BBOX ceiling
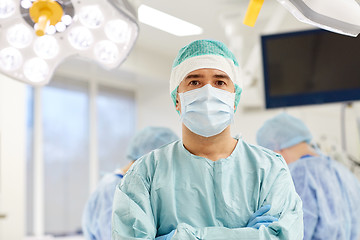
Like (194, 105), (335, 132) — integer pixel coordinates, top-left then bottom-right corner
(58, 0), (314, 87)
(133, 0), (313, 62)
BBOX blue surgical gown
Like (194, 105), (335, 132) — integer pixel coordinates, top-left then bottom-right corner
(82, 173), (123, 240)
(112, 139), (304, 239)
(288, 155), (360, 240)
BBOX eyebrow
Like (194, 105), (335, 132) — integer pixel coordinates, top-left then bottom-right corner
(184, 74), (230, 80)
(185, 74), (203, 80)
(214, 74), (230, 80)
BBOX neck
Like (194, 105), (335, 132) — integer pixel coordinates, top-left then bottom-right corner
(121, 160), (135, 174)
(182, 124), (237, 161)
(279, 142), (319, 164)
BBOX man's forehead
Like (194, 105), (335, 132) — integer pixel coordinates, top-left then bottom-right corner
(184, 68), (229, 78)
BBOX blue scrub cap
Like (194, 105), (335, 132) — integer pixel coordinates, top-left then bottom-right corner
(127, 126), (179, 161)
(169, 39), (243, 112)
(256, 112), (313, 151)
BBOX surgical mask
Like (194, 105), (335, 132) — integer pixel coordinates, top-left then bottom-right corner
(179, 84), (235, 137)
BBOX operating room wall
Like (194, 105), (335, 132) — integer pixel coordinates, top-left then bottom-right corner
(121, 44), (182, 137)
(135, 83), (182, 138)
(0, 74), (26, 240)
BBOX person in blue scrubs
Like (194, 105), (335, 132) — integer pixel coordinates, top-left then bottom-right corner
(82, 126), (178, 240)
(112, 40), (304, 240)
(256, 112), (360, 240)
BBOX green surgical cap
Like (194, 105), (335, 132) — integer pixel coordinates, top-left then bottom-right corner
(172, 39), (239, 68)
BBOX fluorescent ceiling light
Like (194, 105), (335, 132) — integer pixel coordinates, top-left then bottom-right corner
(138, 4), (203, 36)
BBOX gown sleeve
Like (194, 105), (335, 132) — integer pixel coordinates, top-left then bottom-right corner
(112, 171), (157, 240)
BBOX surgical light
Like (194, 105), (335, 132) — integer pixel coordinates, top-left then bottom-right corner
(33, 35), (59, 59)
(61, 15), (72, 26)
(68, 26), (94, 50)
(105, 19), (130, 43)
(24, 58), (49, 83)
(55, 22), (66, 32)
(0, 47), (23, 71)
(0, 0), (139, 86)
(79, 5), (104, 29)
(0, 0), (16, 18)
(20, 0), (32, 9)
(243, 0), (360, 37)
(94, 40), (119, 66)
(46, 25), (56, 35)
(7, 24), (33, 48)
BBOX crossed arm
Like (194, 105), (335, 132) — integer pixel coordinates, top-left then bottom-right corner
(111, 168), (303, 240)
(156, 205), (278, 240)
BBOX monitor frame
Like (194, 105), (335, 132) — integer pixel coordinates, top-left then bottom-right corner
(261, 28), (360, 109)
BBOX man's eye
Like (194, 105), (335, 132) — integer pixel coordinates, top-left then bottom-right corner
(216, 81), (226, 86)
(189, 81), (200, 86)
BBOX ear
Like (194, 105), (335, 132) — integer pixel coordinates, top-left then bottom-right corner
(175, 94), (181, 112)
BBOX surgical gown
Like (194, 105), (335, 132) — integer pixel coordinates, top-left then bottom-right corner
(288, 155), (360, 240)
(82, 173), (123, 240)
(112, 139), (303, 239)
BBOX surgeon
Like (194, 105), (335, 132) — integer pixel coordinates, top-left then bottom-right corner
(256, 112), (360, 240)
(112, 40), (303, 240)
(82, 126), (179, 240)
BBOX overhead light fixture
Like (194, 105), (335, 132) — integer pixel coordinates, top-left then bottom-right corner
(0, 0), (139, 86)
(243, 0), (360, 37)
(138, 4), (203, 37)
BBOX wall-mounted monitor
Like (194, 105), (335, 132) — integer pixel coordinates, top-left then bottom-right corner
(261, 29), (360, 109)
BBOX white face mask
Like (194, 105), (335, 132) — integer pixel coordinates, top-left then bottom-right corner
(179, 84), (235, 137)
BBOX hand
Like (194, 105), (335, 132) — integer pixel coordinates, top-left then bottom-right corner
(246, 205), (279, 229)
(155, 229), (176, 240)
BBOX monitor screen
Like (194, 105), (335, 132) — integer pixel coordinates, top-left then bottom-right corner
(261, 29), (360, 109)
